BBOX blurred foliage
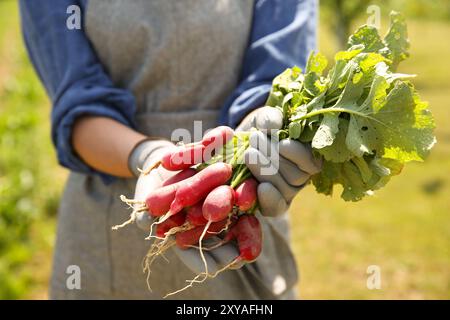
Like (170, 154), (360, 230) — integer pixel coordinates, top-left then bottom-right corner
(321, 0), (373, 48)
(391, 0), (450, 20)
(0, 1), (65, 299)
(0, 0), (448, 299)
(322, 0), (450, 48)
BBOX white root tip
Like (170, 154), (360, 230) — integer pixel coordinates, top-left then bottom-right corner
(163, 273), (204, 299)
(164, 221), (213, 297)
(139, 161), (161, 175)
(111, 211), (137, 230)
(143, 238), (176, 292)
(207, 213), (233, 235)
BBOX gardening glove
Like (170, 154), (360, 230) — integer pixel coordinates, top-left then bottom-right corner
(237, 106), (322, 217)
(129, 137), (244, 274)
(128, 138), (175, 230)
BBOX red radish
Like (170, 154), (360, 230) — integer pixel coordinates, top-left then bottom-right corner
(234, 178), (258, 211)
(222, 221), (240, 243)
(175, 218), (229, 249)
(184, 184), (235, 286)
(201, 126), (234, 147)
(146, 168), (197, 217)
(186, 202), (208, 226)
(206, 215), (262, 280)
(145, 183), (180, 217)
(162, 168), (197, 187)
(116, 169), (196, 229)
(196, 216), (239, 251)
(202, 126), (234, 161)
(165, 215), (261, 298)
(202, 185), (234, 222)
(142, 127), (233, 175)
(168, 162), (232, 216)
(235, 215), (262, 262)
(142, 144), (203, 174)
(161, 144), (205, 171)
(155, 212), (186, 238)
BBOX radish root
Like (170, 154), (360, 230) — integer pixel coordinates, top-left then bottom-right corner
(112, 195), (147, 230)
(142, 222), (195, 291)
(206, 211), (234, 235)
(111, 211), (136, 230)
(163, 220), (212, 298)
(143, 238), (176, 291)
(145, 212), (179, 240)
(139, 160), (161, 175)
(197, 221), (212, 283)
(208, 258), (240, 278)
(187, 239), (227, 251)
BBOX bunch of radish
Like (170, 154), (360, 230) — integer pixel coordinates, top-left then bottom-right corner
(117, 126), (263, 296)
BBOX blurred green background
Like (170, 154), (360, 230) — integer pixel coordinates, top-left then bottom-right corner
(0, 0), (449, 299)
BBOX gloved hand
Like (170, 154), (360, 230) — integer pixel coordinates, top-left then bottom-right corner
(128, 137), (243, 275)
(237, 106), (322, 217)
(128, 138), (175, 230)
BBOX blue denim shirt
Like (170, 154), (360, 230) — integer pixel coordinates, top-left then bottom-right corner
(19, 0), (317, 182)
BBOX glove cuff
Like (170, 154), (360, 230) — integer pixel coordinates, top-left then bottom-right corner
(128, 138), (173, 177)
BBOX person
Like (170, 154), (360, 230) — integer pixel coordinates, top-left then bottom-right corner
(19, 0), (320, 299)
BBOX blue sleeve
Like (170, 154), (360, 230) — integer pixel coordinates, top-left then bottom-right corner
(219, 0), (318, 128)
(19, 0), (136, 183)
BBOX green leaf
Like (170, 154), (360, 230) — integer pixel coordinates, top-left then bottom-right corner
(312, 161), (340, 196)
(340, 161), (368, 201)
(375, 62), (416, 84)
(291, 92), (325, 122)
(335, 45), (364, 61)
(384, 11), (410, 71)
(282, 92), (293, 106)
(288, 122), (302, 139)
(282, 92), (294, 120)
(369, 157), (403, 190)
(352, 157), (373, 184)
(292, 102), (307, 119)
(347, 25), (384, 53)
(306, 91), (326, 113)
(354, 52), (388, 73)
(277, 129), (289, 140)
(291, 65), (302, 79)
(317, 118), (353, 163)
(341, 74), (435, 163)
(263, 13), (436, 202)
(373, 82), (436, 162)
(266, 90), (283, 107)
(288, 81), (302, 91)
(306, 51), (328, 75)
(299, 122), (317, 143)
(311, 114), (340, 149)
(345, 74), (389, 157)
(327, 59), (357, 95)
(312, 160), (368, 201)
(331, 61), (366, 109)
(291, 92), (304, 109)
(304, 72), (321, 96)
(273, 68), (298, 93)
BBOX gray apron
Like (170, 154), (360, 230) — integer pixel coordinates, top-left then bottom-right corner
(50, 0), (298, 299)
